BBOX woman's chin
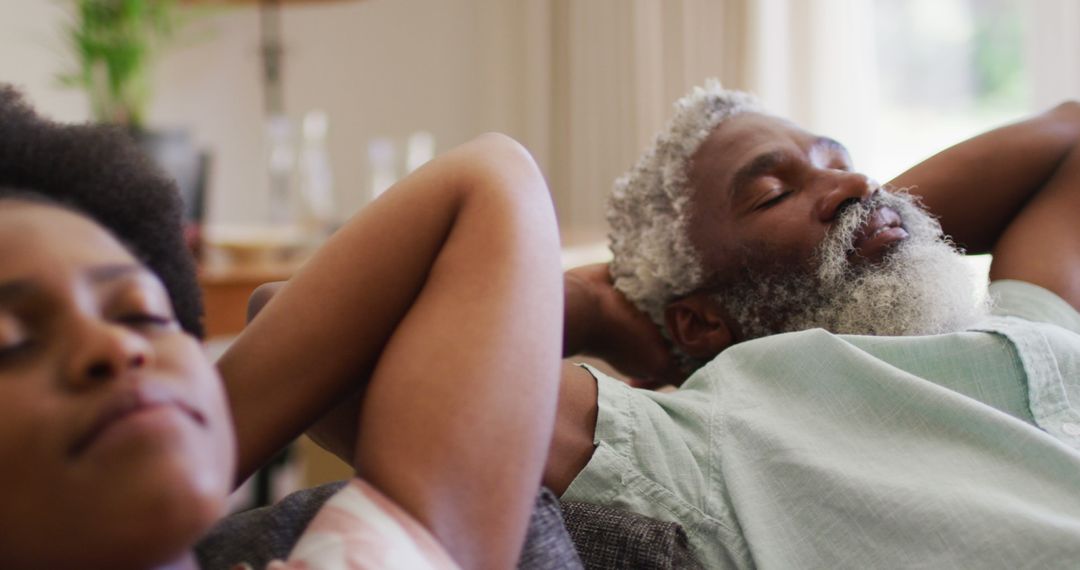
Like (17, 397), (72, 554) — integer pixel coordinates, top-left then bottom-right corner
(75, 467), (231, 570)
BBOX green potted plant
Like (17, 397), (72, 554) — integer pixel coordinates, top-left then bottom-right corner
(59, 0), (207, 251)
(59, 0), (180, 129)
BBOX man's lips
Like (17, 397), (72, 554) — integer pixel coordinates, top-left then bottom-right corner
(69, 385), (206, 458)
(850, 206), (908, 260)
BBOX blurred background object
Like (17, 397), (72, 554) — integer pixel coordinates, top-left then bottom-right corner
(58, 0), (180, 128)
(405, 130), (435, 173)
(366, 136), (395, 199)
(297, 109), (336, 238)
(185, 0), (356, 241)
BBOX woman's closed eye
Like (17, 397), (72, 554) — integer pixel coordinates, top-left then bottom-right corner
(0, 338), (35, 365)
(0, 315), (34, 363)
(112, 310), (178, 333)
(116, 313), (176, 328)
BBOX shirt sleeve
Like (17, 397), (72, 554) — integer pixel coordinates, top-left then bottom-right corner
(989, 279), (1080, 335)
(561, 364), (751, 568)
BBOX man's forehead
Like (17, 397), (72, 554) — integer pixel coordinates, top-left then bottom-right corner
(693, 113), (805, 172)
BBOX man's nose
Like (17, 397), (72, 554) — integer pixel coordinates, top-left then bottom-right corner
(65, 318), (151, 389)
(815, 170), (878, 223)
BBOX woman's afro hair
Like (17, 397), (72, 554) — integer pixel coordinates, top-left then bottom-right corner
(607, 79), (760, 327)
(0, 85), (204, 337)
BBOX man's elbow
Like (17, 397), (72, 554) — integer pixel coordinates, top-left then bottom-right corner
(1030, 101), (1080, 152)
(1048, 100), (1080, 129)
(247, 281), (286, 323)
(1052, 99), (1080, 113)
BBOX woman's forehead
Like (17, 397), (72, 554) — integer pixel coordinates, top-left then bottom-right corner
(0, 202), (138, 279)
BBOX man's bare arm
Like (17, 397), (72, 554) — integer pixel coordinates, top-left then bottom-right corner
(544, 264), (685, 494)
(889, 101), (1080, 308)
(989, 131), (1080, 309)
(563, 264), (682, 386)
(545, 362), (599, 495)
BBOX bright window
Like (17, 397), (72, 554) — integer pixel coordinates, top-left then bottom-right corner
(869, 0), (1030, 181)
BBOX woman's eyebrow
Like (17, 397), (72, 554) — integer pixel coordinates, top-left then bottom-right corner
(0, 280), (37, 307)
(0, 265), (152, 312)
(85, 263), (150, 284)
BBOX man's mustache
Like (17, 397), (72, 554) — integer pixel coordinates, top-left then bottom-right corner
(829, 192), (892, 248)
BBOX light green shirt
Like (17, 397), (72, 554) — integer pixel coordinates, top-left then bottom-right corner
(563, 280), (1080, 569)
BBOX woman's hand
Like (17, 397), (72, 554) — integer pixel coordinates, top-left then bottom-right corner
(564, 263), (683, 388)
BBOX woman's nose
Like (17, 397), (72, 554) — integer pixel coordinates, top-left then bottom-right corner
(65, 319), (151, 389)
(816, 170), (879, 223)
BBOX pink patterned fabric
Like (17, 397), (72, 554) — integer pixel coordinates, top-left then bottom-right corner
(260, 479), (460, 570)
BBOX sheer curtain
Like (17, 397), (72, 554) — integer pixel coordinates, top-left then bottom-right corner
(745, 0), (881, 176)
(482, 0), (752, 233)
(1026, 0), (1080, 109)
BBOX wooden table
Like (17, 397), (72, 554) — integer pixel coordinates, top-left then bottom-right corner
(198, 259), (357, 488)
(198, 261), (298, 338)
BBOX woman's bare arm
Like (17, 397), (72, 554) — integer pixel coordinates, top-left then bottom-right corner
(219, 133), (563, 569)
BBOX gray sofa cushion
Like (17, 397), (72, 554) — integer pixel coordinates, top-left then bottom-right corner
(195, 483), (583, 570)
(518, 488), (584, 569)
(196, 481), (347, 569)
(561, 501), (703, 570)
(195, 482), (702, 570)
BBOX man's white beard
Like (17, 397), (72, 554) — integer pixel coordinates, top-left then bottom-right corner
(717, 190), (990, 341)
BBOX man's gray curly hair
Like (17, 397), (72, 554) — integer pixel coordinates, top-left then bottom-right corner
(608, 79), (761, 327)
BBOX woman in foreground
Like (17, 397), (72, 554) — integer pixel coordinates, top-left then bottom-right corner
(0, 86), (563, 569)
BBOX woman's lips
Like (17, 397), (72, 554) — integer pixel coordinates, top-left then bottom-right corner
(850, 206), (908, 261)
(69, 386), (206, 458)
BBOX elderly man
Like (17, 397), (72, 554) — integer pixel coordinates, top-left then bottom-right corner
(549, 81), (1080, 568)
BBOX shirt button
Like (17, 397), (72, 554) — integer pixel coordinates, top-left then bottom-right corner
(1062, 422), (1080, 436)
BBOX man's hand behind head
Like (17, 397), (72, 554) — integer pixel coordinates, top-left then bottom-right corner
(564, 264), (683, 388)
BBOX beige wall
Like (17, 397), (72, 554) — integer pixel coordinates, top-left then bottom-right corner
(0, 0), (525, 224)
(0, 0), (748, 232)
(0, 0), (89, 123)
(153, 0), (522, 225)
(547, 0), (748, 229)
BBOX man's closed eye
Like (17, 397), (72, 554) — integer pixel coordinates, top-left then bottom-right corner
(755, 190), (793, 211)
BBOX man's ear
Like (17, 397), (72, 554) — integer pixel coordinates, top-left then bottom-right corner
(664, 293), (734, 359)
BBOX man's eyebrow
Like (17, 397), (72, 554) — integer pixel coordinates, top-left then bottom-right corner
(729, 150), (787, 200)
(814, 136), (849, 157)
